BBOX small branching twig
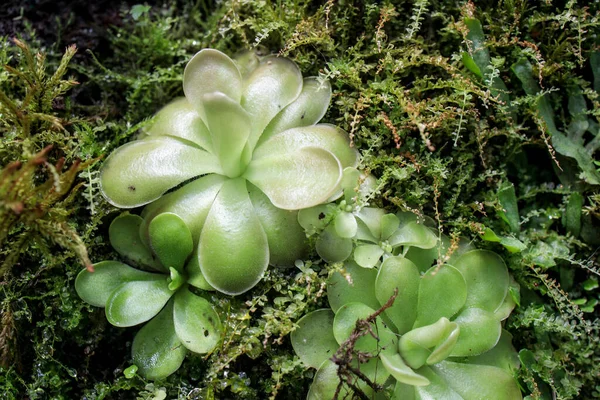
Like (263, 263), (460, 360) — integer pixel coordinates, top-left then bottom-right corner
(331, 289), (398, 399)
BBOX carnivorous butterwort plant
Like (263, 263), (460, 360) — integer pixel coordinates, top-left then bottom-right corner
(292, 241), (521, 399)
(75, 213), (222, 379)
(99, 49), (358, 295)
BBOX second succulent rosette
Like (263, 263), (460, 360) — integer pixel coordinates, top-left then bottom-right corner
(99, 49), (358, 295)
(75, 213), (222, 379)
(291, 226), (522, 399)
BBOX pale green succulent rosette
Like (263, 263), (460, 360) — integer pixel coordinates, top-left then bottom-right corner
(291, 246), (522, 399)
(298, 170), (440, 269)
(75, 213), (222, 380)
(99, 48), (358, 295)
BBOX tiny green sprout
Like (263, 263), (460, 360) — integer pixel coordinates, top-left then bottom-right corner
(99, 48), (358, 295)
(75, 212), (222, 380)
(123, 365), (138, 379)
(292, 232), (522, 399)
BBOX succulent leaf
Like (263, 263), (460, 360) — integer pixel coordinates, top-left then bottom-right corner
(145, 97), (213, 152)
(430, 360), (522, 399)
(333, 211), (357, 239)
(148, 212), (193, 273)
(332, 302), (397, 353)
(241, 56), (303, 150)
(356, 207), (386, 240)
(100, 136), (222, 208)
(450, 308), (502, 357)
(414, 265), (467, 328)
(131, 300), (187, 380)
(353, 243), (385, 269)
(260, 77), (332, 143)
(452, 250), (509, 312)
(105, 279), (174, 327)
(75, 261), (163, 307)
(201, 92), (251, 177)
(108, 214), (163, 272)
(199, 178), (269, 295)
(316, 224), (353, 262)
(244, 146), (342, 210)
(140, 174), (226, 246)
(398, 317), (460, 369)
(183, 48), (243, 109)
(173, 288), (221, 353)
(381, 352), (430, 386)
(327, 261), (380, 313)
(291, 309), (338, 369)
(375, 256), (420, 334)
(252, 124), (358, 171)
(248, 183), (308, 266)
(388, 221), (438, 249)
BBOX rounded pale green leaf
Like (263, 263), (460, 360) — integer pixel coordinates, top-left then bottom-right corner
(100, 136), (222, 208)
(380, 352), (430, 386)
(340, 167), (362, 204)
(356, 207), (386, 240)
(75, 261), (163, 307)
(494, 276), (519, 321)
(327, 261), (380, 313)
(248, 183), (308, 266)
(252, 124), (359, 170)
(297, 204), (331, 233)
(199, 178), (269, 295)
(452, 250), (509, 312)
(185, 249), (215, 291)
(145, 97), (213, 152)
(173, 288), (221, 354)
(232, 50), (260, 77)
(291, 309), (338, 369)
(260, 77), (332, 143)
(244, 146), (342, 210)
(307, 359), (353, 400)
(412, 366), (463, 400)
(141, 174), (227, 246)
(108, 214), (163, 272)
(468, 330), (520, 373)
(241, 56), (303, 150)
(201, 92), (251, 177)
(353, 244), (384, 269)
(148, 213), (193, 273)
(404, 237), (445, 274)
(106, 279), (174, 327)
(316, 224), (353, 262)
(430, 360), (523, 400)
(132, 300), (187, 380)
(450, 308), (502, 357)
(380, 213), (400, 240)
(376, 256), (420, 334)
(183, 49), (243, 107)
(399, 317), (460, 369)
(388, 221), (438, 249)
(333, 302), (397, 354)
(414, 265), (467, 328)
(333, 211), (357, 239)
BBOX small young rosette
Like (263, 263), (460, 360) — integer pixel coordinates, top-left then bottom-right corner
(292, 244), (522, 399)
(299, 185), (440, 268)
(99, 48), (358, 295)
(75, 213), (222, 380)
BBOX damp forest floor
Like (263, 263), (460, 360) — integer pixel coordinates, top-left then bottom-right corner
(0, 0), (599, 399)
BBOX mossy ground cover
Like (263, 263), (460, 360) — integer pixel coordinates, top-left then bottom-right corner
(0, 0), (599, 398)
